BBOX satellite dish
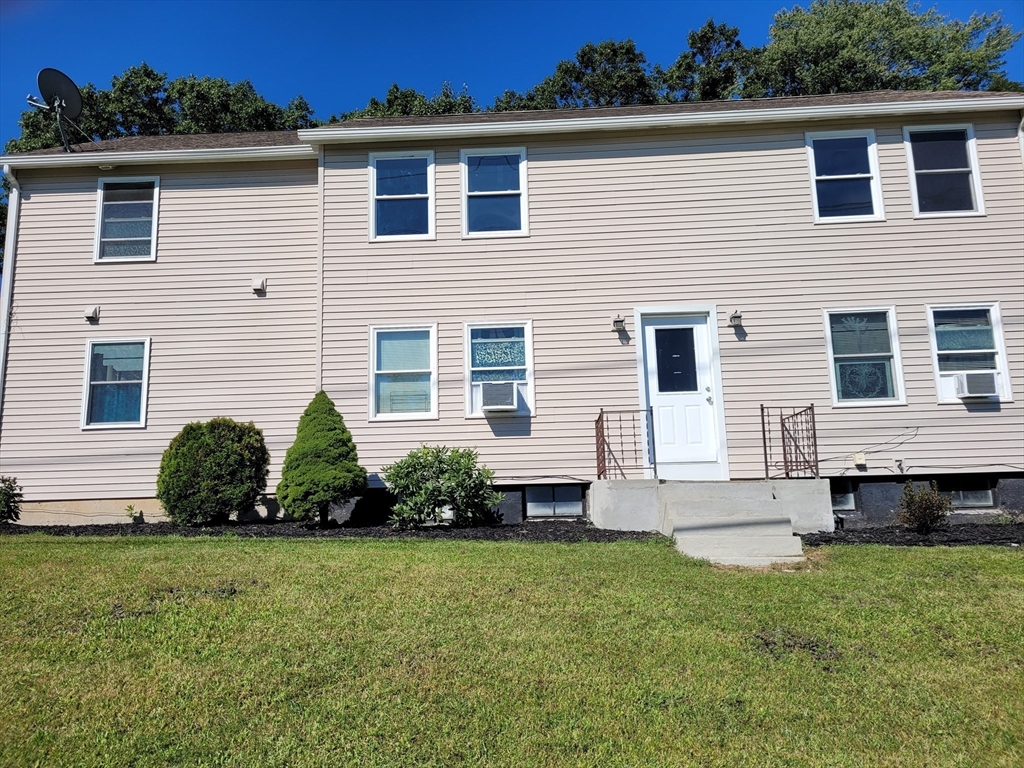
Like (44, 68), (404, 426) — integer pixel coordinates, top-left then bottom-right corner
(26, 67), (87, 152)
(37, 68), (83, 120)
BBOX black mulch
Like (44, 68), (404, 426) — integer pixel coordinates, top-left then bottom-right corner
(0, 519), (661, 543)
(802, 523), (1024, 548)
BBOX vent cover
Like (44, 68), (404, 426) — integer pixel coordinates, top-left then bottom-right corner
(481, 381), (517, 412)
(955, 372), (998, 398)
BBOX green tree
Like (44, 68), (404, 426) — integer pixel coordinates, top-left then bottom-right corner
(338, 82), (477, 121)
(744, 0), (1022, 97)
(662, 19), (753, 102)
(492, 39), (661, 111)
(276, 391), (367, 526)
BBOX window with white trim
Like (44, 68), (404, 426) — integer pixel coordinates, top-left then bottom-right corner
(904, 126), (984, 216)
(824, 309), (904, 405)
(371, 326), (437, 419)
(95, 177), (159, 261)
(82, 339), (150, 428)
(460, 148), (528, 236)
(806, 131), (884, 222)
(927, 304), (1010, 402)
(465, 322), (533, 416)
(369, 152), (434, 240)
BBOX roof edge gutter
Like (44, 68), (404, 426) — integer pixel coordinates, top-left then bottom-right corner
(297, 97), (1024, 144)
(0, 143), (317, 170)
(0, 164), (22, 423)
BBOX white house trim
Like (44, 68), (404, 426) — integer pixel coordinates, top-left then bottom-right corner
(0, 144), (316, 169)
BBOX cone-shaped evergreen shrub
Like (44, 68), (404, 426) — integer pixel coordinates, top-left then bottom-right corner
(276, 391), (367, 525)
(156, 417), (270, 526)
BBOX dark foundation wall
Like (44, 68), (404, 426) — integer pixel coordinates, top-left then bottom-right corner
(832, 474), (1023, 527)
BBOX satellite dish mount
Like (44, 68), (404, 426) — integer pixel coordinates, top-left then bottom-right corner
(27, 68), (86, 153)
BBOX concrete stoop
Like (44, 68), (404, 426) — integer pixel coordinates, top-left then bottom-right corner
(591, 478), (832, 567)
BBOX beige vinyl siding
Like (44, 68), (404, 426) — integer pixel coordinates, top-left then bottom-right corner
(0, 160), (319, 500)
(322, 113), (1023, 483)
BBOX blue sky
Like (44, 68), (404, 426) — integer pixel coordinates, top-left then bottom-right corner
(1, 0), (1022, 145)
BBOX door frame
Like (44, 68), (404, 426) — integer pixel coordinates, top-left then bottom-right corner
(634, 305), (730, 480)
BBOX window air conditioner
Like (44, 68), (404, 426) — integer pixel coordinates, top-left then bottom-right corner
(954, 372), (998, 398)
(481, 381), (518, 412)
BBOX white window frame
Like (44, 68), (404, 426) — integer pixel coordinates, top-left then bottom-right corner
(93, 176), (160, 263)
(463, 319), (535, 418)
(369, 323), (438, 421)
(805, 130), (885, 224)
(926, 302), (1011, 404)
(903, 124), (985, 218)
(459, 147), (529, 238)
(368, 151), (435, 242)
(823, 306), (906, 407)
(80, 337), (151, 429)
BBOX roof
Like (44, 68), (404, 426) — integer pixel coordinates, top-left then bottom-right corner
(3, 90), (1022, 168)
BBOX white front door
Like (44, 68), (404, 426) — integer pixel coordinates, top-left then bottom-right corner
(641, 313), (723, 479)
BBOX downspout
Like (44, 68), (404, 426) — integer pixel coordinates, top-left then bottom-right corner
(0, 164), (20, 427)
(1018, 110), (1024, 170)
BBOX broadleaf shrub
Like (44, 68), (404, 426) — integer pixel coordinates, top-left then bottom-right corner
(0, 476), (23, 523)
(156, 417), (270, 526)
(382, 445), (503, 529)
(276, 391), (367, 525)
(896, 481), (952, 534)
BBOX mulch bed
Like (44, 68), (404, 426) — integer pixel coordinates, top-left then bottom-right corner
(801, 523), (1024, 548)
(0, 519), (661, 543)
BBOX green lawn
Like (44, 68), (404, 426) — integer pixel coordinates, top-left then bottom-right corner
(1, 536), (1022, 767)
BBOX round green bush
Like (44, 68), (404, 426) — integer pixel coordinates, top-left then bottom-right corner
(896, 480), (952, 534)
(276, 391), (367, 525)
(156, 417), (270, 526)
(382, 445), (503, 529)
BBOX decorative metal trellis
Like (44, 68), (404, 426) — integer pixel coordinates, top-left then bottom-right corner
(760, 404), (820, 479)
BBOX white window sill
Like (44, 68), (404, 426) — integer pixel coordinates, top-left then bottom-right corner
(93, 255), (157, 264)
(831, 400), (907, 408)
(82, 422), (146, 430)
(936, 396), (1013, 405)
(465, 411), (532, 420)
(913, 211), (986, 220)
(813, 215), (886, 225)
(369, 234), (435, 243)
(369, 413), (439, 423)
(462, 230), (530, 240)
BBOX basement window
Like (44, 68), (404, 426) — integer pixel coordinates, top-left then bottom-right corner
(525, 486), (583, 518)
(937, 477), (995, 508)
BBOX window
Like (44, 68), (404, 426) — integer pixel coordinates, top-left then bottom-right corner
(94, 177), (159, 261)
(369, 152), (434, 240)
(904, 125), (984, 216)
(460, 148), (528, 237)
(806, 131), (884, 222)
(927, 304), (1010, 402)
(526, 485), (583, 517)
(465, 322), (534, 416)
(824, 308), (905, 405)
(370, 326), (437, 419)
(937, 477), (995, 508)
(830, 479), (857, 512)
(81, 339), (150, 428)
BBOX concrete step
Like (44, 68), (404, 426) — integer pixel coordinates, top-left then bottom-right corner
(666, 516), (794, 538)
(659, 480), (777, 503)
(674, 534), (804, 559)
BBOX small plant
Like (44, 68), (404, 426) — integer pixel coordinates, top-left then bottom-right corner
(124, 504), (143, 523)
(156, 418), (270, 526)
(0, 476), (23, 523)
(896, 481), (953, 534)
(276, 391), (368, 526)
(382, 445), (503, 530)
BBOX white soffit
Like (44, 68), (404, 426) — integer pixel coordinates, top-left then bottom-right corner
(298, 97), (1024, 144)
(0, 144), (316, 169)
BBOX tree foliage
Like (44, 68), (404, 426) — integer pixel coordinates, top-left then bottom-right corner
(276, 391), (367, 525)
(744, 0), (1022, 97)
(338, 82), (476, 121)
(663, 20), (753, 102)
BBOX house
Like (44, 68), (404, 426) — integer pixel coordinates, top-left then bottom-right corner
(1, 90), (1022, 529)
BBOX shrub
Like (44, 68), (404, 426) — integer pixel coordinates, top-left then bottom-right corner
(0, 476), (23, 523)
(276, 391), (367, 525)
(157, 417), (270, 526)
(896, 481), (953, 534)
(382, 445), (503, 529)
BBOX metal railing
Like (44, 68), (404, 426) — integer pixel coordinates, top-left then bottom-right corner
(596, 408), (656, 479)
(760, 404), (820, 479)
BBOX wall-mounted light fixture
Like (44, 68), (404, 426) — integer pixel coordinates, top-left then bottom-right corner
(251, 277), (267, 293)
(728, 310), (743, 328)
(611, 315), (626, 332)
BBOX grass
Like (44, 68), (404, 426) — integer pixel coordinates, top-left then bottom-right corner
(1, 536), (1022, 767)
